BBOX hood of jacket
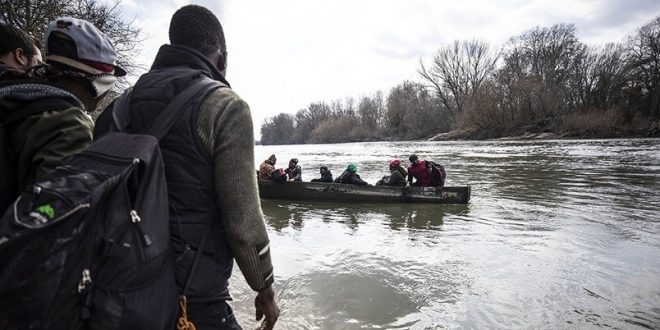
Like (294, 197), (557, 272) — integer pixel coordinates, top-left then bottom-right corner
(0, 81), (83, 115)
(150, 44), (231, 87)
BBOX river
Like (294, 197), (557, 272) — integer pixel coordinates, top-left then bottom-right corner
(226, 139), (660, 329)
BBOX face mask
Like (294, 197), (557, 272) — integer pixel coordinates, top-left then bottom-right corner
(91, 74), (117, 97)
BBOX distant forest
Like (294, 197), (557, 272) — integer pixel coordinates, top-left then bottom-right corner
(260, 16), (660, 145)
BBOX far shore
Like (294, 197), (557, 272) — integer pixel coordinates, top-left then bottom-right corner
(426, 125), (660, 141)
(257, 126), (659, 145)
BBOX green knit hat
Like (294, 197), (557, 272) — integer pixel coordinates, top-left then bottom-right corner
(347, 163), (357, 173)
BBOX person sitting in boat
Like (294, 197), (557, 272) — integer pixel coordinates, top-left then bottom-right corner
(271, 167), (287, 182)
(407, 154), (433, 186)
(334, 163), (369, 185)
(376, 159), (408, 186)
(285, 158), (302, 181)
(310, 165), (333, 182)
(258, 154), (277, 181)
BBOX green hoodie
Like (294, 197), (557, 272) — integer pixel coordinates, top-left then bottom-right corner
(1, 82), (93, 191)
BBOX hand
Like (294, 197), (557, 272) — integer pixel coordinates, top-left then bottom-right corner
(255, 286), (279, 330)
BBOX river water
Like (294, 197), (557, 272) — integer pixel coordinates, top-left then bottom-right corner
(227, 139), (660, 329)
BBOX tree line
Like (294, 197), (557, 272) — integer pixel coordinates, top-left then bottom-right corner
(260, 16), (660, 145)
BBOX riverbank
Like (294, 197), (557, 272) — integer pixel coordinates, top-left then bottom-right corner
(428, 118), (660, 141)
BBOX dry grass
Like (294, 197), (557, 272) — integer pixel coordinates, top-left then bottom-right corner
(559, 108), (658, 137)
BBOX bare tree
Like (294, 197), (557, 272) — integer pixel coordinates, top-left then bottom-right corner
(419, 39), (499, 124)
(498, 23), (585, 121)
(260, 113), (295, 145)
(572, 44), (628, 110)
(293, 102), (332, 143)
(385, 81), (448, 139)
(625, 16), (660, 116)
(0, 0), (142, 78)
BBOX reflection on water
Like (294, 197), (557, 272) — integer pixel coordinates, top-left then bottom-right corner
(226, 139), (660, 329)
(261, 199), (469, 232)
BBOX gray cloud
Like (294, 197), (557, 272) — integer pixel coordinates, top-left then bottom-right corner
(577, 0), (660, 42)
(588, 0), (660, 26)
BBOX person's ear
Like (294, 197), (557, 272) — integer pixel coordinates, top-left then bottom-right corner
(13, 48), (28, 66)
(217, 51), (227, 75)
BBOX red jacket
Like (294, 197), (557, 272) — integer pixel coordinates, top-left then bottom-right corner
(408, 160), (432, 186)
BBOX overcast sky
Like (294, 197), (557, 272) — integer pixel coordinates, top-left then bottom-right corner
(117, 0), (660, 139)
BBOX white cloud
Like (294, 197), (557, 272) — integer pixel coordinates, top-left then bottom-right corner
(115, 0), (660, 139)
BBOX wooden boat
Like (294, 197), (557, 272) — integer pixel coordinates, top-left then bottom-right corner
(258, 181), (470, 204)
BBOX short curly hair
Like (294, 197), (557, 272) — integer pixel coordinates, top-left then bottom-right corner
(169, 5), (226, 55)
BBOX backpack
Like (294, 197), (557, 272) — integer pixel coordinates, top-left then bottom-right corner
(428, 161), (447, 187)
(0, 78), (218, 329)
(271, 168), (287, 182)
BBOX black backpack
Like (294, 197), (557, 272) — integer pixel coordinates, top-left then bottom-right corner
(428, 161), (447, 187)
(0, 78), (217, 329)
(271, 168), (288, 182)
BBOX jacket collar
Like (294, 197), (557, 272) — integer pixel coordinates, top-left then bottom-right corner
(151, 44), (230, 87)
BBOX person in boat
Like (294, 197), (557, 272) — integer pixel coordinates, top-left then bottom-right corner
(258, 154), (277, 181)
(285, 158), (302, 181)
(310, 165), (333, 182)
(407, 154), (433, 186)
(376, 159), (408, 186)
(334, 163), (369, 185)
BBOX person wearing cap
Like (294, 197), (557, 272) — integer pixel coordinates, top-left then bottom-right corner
(310, 165), (333, 183)
(258, 154), (278, 181)
(0, 17), (122, 194)
(44, 17), (125, 110)
(285, 158), (302, 181)
(93, 5), (279, 329)
(407, 154), (433, 186)
(0, 23), (42, 79)
(376, 159), (408, 186)
(334, 162), (369, 185)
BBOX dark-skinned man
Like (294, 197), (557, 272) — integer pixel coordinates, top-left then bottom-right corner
(95, 5), (279, 329)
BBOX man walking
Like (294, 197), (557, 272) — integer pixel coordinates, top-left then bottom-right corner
(96, 5), (279, 329)
(1, 18), (122, 211)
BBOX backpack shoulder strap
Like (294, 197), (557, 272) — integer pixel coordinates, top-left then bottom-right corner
(111, 87), (132, 133)
(112, 77), (224, 140)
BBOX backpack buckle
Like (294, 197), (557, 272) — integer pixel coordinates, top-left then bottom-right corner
(77, 268), (92, 293)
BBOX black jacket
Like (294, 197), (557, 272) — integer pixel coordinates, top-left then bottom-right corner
(311, 170), (333, 182)
(285, 165), (302, 181)
(96, 44), (233, 301)
(334, 170), (368, 185)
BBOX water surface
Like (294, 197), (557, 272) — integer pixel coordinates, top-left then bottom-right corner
(228, 139), (660, 329)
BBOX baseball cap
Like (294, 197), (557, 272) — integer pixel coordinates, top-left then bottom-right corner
(45, 17), (126, 77)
